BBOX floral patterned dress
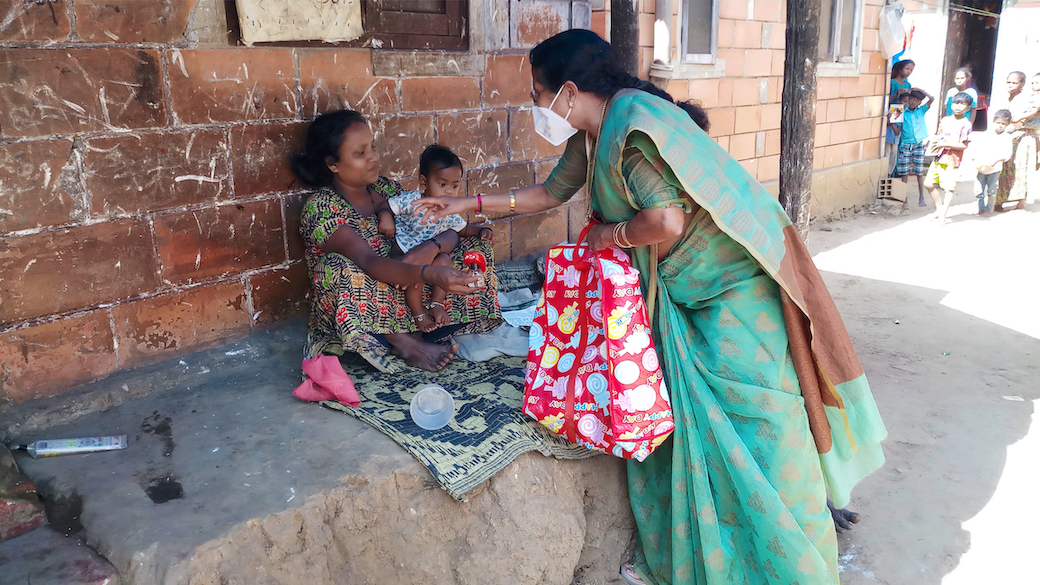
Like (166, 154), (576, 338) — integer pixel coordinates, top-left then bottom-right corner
(300, 177), (502, 372)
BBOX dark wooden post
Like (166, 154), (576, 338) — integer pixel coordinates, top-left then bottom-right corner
(611, 0), (640, 75)
(779, 0), (821, 240)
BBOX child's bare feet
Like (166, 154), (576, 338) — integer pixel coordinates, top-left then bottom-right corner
(414, 312), (436, 333)
(428, 301), (450, 327)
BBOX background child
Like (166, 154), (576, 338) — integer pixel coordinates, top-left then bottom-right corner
(925, 92), (974, 223)
(967, 109), (1013, 215)
(944, 67), (978, 125)
(376, 145), (493, 332)
(895, 89), (934, 207)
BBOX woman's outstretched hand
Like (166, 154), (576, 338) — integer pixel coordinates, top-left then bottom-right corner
(425, 264), (483, 295)
(412, 196), (471, 223)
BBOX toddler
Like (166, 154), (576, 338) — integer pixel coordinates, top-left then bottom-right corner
(375, 145), (493, 332)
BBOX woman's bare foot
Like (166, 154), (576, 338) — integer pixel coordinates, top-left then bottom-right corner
(828, 498), (862, 533)
(1014, 201), (1026, 210)
(414, 312), (436, 333)
(388, 333), (457, 371)
(428, 301), (450, 327)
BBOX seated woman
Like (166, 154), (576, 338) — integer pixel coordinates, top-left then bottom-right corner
(291, 110), (502, 372)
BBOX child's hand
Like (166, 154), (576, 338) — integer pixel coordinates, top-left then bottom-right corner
(377, 216), (396, 238)
(478, 227), (494, 243)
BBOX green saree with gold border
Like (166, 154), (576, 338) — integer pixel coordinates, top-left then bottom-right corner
(543, 90), (887, 585)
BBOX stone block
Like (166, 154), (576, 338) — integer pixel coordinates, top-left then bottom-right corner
(719, 0), (748, 20)
(734, 105), (762, 134)
(729, 132), (756, 161)
(733, 20), (763, 49)
(0, 219), (159, 325)
(510, 207), (567, 258)
(718, 48), (745, 77)
(437, 111), (509, 169)
(0, 446), (46, 543)
(0, 311), (118, 403)
(764, 128), (781, 156)
(816, 123), (832, 147)
(229, 121), (308, 197)
(717, 79), (734, 107)
(509, 109), (565, 162)
(0, 525), (119, 585)
(731, 78), (760, 107)
(708, 107), (735, 138)
(761, 103), (782, 130)
(75, 0), (196, 43)
(400, 77), (480, 112)
(465, 162), (534, 216)
(0, 48), (165, 137)
(686, 78), (719, 109)
(484, 219), (511, 263)
(818, 77), (841, 100)
(249, 263), (310, 328)
(0, 138), (82, 233)
(483, 53), (532, 108)
(299, 50), (398, 117)
(759, 154), (780, 182)
(153, 199), (285, 285)
(369, 115), (435, 178)
(0, 0), (71, 42)
(839, 77), (860, 98)
(284, 193), (307, 261)
(717, 19), (735, 48)
(112, 281), (250, 368)
(511, 0), (569, 48)
(84, 129), (230, 217)
(168, 48), (296, 125)
(754, 0), (782, 22)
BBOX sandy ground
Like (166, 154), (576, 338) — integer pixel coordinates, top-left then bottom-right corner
(807, 192), (1040, 584)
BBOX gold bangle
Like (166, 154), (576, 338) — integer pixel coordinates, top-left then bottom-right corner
(612, 222), (625, 248)
(509, 190), (516, 214)
(619, 221), (635, 248)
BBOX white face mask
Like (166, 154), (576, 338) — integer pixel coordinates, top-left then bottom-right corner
(533, 86), (578, 146)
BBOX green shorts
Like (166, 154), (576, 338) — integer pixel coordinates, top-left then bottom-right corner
(925, 161), (958, 192)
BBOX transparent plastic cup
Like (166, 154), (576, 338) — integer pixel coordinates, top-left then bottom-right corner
(409, 384), (455, 430)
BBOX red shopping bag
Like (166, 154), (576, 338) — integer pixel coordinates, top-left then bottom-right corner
(523, 225), (674, 461)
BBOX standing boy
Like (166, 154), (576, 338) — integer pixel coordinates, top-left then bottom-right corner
(967, 109), (1013, 215)
(895, 89), (934, 207)
(925, 92), (974, 223)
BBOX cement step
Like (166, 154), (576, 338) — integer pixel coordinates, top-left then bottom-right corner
(1, 321), (632, 585)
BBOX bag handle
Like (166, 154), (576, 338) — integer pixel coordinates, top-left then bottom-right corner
(575, 220), (599, 247)
(563, 240), (598, 445)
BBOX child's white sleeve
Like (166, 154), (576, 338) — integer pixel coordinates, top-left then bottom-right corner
(387, 194), (408, 215)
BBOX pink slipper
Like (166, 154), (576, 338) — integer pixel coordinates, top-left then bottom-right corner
(293, 355), (361, 406)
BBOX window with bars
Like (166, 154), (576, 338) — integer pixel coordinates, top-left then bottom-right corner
(681, 0), (719, 64)
(819, 0), (862, 63)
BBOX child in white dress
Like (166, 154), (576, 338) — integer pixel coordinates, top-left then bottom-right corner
(375, 145), (493, 331)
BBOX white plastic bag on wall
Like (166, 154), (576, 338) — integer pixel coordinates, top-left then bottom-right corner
(879, 2), (906, 59)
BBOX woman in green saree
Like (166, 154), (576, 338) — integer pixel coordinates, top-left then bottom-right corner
(415, 30), (886, 585)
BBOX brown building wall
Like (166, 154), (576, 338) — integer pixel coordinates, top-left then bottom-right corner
(0, 0), (589, 403)
(2, 0), (890, 404)
(594, 0), (888, 210)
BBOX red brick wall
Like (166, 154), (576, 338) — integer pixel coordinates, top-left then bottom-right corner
(0, 0), (585, 403)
